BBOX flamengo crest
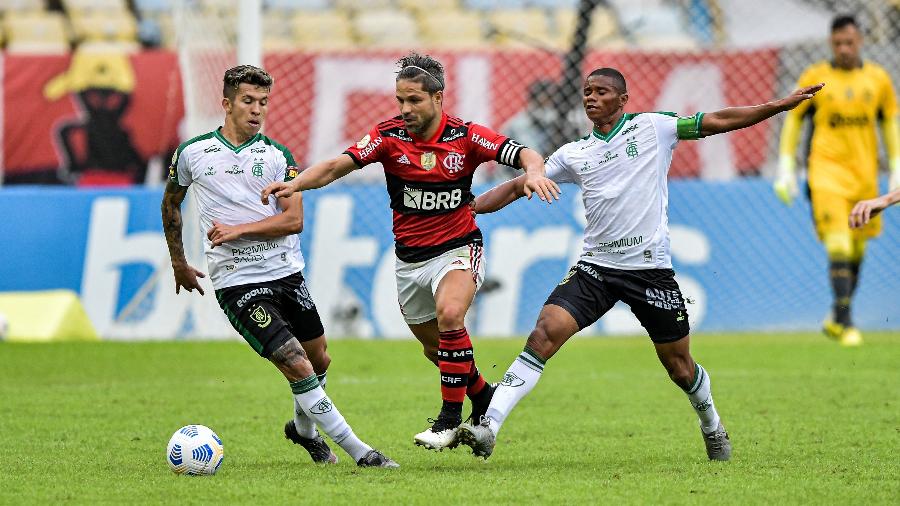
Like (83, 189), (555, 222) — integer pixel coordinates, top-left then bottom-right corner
(443, 152), (465, 173)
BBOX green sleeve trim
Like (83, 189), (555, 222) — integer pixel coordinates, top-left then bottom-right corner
(170, 131), (216, 184)
(676, 113), (705, 140)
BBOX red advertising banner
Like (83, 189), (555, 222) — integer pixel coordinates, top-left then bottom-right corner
(4, 48), (776, 184)
(4, 49), (183, 184)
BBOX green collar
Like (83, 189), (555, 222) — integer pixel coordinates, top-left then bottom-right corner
(214, 129), (261, 153)
(591, 113), (633, 142)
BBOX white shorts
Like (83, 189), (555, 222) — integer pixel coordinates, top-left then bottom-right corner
(395, 243), (485, 325)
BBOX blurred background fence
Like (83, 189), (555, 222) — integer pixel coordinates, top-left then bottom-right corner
(0, 0), (898, 339)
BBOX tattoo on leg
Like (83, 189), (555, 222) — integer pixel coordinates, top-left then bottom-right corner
(269, 339), (308, 369)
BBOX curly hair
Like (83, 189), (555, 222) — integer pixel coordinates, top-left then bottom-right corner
(395, 52), (445, 93)
(223, 65), (273, 100)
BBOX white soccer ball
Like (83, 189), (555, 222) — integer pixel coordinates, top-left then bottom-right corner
(166, 425), (224, 475)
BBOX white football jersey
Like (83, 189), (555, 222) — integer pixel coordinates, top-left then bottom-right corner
(170, 129), (303, 289)
(545, 112), (703, 270)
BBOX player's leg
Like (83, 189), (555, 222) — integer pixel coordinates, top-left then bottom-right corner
(277, 273), (335, 459)
(401, 245), (493, 450)
(458, 263), (611, 458)
(813, 190), (863, 345)
(413, 269), (478, 449)
(269, 338), (396, 467)
(216, 283), (397, 468)
(623, 268), (730, 461)
(407, 319), (495, 419)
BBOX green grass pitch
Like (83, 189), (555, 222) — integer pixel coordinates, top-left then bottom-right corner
(1, 333), (897, 504)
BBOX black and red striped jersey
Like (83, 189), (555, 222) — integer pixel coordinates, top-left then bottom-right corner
(344, 112), (525, 262)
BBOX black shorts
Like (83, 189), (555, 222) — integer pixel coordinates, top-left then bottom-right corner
(545, 262), (690, 343)
(215, 271), (325, 358)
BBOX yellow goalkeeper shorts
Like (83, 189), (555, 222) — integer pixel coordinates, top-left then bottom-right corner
(810, 189), (881, 241)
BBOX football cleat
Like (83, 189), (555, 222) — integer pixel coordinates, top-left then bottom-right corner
(413, 416), (461, 451)
(839, 327), (863, 347)
(822, 317), (844, 341)
(356, 449), (400, 468)
(701, 422), (732, 461)
(456, 416), (496, 459)
(466, 383), (497, 425)
(284, 420), (338, 464)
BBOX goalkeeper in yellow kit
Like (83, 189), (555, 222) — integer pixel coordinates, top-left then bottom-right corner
(775, 15), (899, 346)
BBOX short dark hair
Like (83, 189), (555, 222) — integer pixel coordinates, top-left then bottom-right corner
(587, 67), (627, 93)
(396, 52), (445, 94)
(223, 65), (273, 101)
(831, 14), (858, 32)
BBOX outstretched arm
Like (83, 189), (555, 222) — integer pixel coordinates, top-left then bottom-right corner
(849, 188), (900, 228)
(161, 181), (206, 295)
(474, 174), (527, 214)
(700, 83), (824, 137)
(208, 193), (303, 247)
(261, 154), (358, 204)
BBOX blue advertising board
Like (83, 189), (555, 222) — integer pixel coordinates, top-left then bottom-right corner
(1, 179), (897, 339)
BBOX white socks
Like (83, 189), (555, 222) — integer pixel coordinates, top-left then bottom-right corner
(291, 372), (327, 439)
(684, 363), (720, 434)
(484, 348), (546, 436)
(290, 375), (371, 461)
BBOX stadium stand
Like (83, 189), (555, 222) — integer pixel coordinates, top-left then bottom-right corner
(354, 9), (421, 48)
(289, 9), (355, 50)
(3, 10), (70, 53)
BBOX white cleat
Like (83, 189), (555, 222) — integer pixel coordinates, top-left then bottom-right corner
(413, 417), (460, 451)
(456, 417), (496, 459)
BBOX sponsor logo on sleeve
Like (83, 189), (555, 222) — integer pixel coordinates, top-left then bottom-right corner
(471, 133), (498, 151)
(356, 134), (371, 149)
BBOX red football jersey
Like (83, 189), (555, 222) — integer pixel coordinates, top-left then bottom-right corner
(344, 112), (524, 262)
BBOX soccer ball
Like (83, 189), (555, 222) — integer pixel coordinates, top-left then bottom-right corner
(166, 425), (224, 475)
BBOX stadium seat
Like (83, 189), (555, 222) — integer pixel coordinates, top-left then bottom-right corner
(354, 9), (421, 48)
(69, 10), (139, 46)
(291, 10), (355, 50)
(464, 0), (525, 9)
(3, 11), (71, 54)
(396, 0), (460, 12)
(265, 0), (330, 10)
(0, 0), (45, 12)
(133, 0), (172, 14)
(554, 6), (622, 49)
(527, 0), (578, 7)
(263, 10), (294, 51)
(419, 9), (488, 49)
(333, 0), (393, 11)
(485, 8), (552, 48)
(61, 0), (130, 15)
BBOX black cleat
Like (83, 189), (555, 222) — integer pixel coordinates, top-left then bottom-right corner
(357, 449), (400, 468)
(466, 383), (497, 424)
(284, 420), (338, 464)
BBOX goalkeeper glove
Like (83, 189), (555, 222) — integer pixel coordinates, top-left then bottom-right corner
(890, 158), (900, 192)
(774, 154), (799, 206)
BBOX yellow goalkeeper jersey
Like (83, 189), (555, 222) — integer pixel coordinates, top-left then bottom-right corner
(780, 60), (899, 198)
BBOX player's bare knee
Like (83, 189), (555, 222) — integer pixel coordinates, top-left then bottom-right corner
(661, 355), (694, 388)
(269, 339), (313, 379)
(436, 302), (467, 329)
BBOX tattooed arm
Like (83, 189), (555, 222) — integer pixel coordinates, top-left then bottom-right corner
(161, 181), (206, 295)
